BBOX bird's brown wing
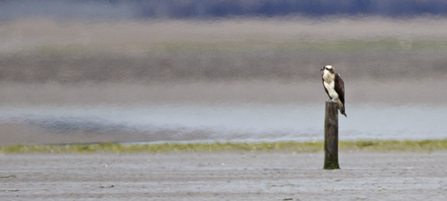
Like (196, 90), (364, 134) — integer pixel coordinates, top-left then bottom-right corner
(334, 73), (345, 104)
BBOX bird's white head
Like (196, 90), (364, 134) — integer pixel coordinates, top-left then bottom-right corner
(320, 65), (335, 73)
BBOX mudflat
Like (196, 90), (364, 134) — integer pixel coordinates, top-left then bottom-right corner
(1, 151), (446, 200)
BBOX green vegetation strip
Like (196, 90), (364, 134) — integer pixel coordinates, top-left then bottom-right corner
(1, 140), (447, 154)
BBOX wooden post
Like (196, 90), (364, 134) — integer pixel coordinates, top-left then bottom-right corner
(323, 101), (340, 170)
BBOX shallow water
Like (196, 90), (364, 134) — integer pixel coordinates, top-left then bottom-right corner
(0, 103), (445, 144)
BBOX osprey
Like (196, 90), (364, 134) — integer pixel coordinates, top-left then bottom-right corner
(321, 65), (347, 117)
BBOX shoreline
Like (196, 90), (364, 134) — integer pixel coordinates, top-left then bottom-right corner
(2, 139), (447, 154)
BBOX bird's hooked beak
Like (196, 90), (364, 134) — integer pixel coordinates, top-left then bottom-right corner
(320, 67), (324, 71)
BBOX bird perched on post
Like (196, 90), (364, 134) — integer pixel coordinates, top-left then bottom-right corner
(321, 65), (347, 117)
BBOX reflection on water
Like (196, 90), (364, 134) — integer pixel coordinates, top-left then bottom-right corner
(0, 104), (445, 143)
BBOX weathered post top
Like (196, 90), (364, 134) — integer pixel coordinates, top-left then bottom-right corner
(323, 101), (340, 170)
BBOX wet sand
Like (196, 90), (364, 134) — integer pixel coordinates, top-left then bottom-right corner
(1, 151), (446, 200)
(1, 79), (446, 106)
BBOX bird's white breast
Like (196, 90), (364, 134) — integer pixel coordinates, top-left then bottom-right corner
(323, 71), (339, 101)
(324, 80), (338, 100)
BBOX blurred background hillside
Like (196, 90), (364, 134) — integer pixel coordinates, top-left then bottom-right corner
(1, 0), (447, 83)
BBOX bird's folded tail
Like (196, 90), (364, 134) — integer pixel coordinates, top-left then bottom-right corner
(337, 101), (347, 117)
